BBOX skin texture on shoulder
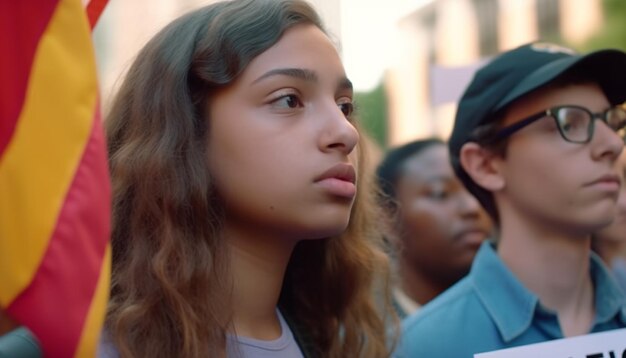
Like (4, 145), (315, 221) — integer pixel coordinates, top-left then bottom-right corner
(103, 1), (396, 357)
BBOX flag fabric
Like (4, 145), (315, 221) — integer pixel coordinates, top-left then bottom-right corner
(86, 0), (109, 29)
(0, 0), (111, 357)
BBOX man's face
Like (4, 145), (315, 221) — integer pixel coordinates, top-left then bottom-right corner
(494, 82), (624, 234)
(396, 144), (492, 284)
(594, 154), (626, 243)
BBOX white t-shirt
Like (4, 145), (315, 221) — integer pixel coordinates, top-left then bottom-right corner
(226, 310), (304, 358)
(98, 310), (305, 358)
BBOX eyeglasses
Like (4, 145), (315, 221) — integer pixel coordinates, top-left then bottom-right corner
(491, 105), (626, 143)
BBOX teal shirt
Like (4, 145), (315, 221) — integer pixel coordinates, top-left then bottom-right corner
(395, 242), (626, 358)
(0, 327), (41, 358)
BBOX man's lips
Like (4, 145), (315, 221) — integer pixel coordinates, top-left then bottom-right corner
(584, 173), (621, 191)
(454, 227), (489, 246)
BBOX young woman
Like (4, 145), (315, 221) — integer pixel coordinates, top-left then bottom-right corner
(101, 0), (396, 357)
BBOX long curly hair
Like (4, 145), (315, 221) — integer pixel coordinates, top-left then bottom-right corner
(104, 0), (397, 357)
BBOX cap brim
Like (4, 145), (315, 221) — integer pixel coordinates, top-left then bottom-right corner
(494, 49), (626, 111)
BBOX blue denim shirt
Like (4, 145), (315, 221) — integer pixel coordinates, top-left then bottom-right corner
(394, 242), (626, 358)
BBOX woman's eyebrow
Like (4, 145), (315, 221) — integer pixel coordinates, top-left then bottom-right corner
(252, 68), (318, 84)
(338, 77), (353, 92)
(252, 68), (353, 94)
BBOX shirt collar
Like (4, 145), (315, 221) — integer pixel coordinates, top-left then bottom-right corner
(393, 287), (421, 318)
(589, 251), (626, 325)
(471, 242), (538, 342)
(471, 242), (626, 342)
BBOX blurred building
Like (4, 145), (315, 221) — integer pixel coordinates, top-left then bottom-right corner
(385, 0), (603, 145)
(93, 0), (341, 110)
(93, 0), (604, 146)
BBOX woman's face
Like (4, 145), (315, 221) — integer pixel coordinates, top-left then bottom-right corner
(206, 24), (359, 240)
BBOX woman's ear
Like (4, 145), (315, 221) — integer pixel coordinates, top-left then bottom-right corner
(460, 142), (505, 192)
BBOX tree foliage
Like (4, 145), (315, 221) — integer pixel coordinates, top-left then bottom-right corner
(581, 0), (626, 51)
(354, 83), (388, 148)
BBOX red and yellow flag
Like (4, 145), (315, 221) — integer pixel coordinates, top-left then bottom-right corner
(0, 0), (111, 357)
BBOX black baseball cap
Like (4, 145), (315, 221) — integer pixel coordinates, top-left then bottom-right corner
(448, 42), (626, 221)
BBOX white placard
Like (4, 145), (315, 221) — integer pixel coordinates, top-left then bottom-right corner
(474, 328), (626, 358)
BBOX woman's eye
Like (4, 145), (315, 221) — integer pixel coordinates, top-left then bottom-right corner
(272, 94), (303, 109)
(338, 102), (354, 118)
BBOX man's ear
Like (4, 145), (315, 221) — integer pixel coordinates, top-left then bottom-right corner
(460, 142), (505, 192)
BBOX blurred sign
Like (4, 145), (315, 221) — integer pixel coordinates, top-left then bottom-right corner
(475, 328), (626, 358)
(429, 59), (488, 106)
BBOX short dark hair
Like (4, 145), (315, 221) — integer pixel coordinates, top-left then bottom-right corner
(376, 138), (444, 207)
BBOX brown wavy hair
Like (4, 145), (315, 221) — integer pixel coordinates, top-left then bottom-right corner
(104, 0), (397, 357)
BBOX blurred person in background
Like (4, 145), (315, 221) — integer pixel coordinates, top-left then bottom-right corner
(376, 138), (492, 319)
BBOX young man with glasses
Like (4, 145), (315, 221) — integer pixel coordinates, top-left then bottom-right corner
(395, 42), (626, 358)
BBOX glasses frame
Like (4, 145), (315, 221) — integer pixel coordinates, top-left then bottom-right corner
(490, 105), (626, 144)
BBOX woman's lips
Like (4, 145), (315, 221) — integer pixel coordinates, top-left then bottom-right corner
(314, 163), (356, 198)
